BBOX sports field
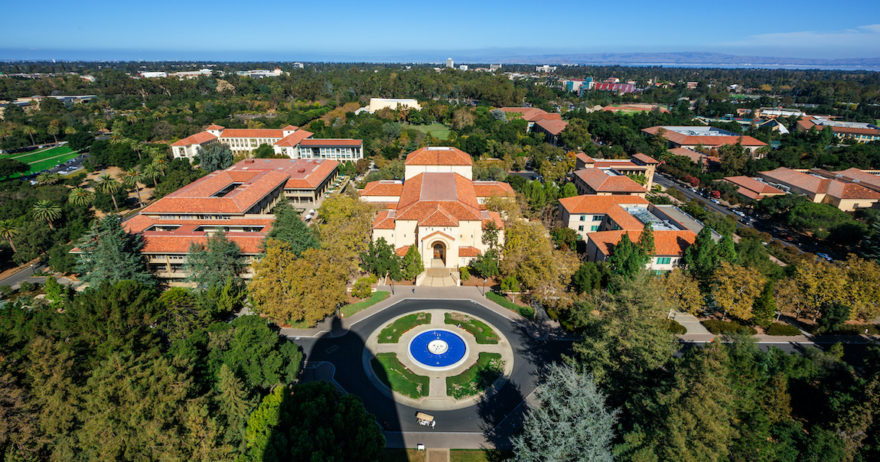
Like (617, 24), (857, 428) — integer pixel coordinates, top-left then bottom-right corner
(404, 123), (451, 140)
(1, 145), (81, 177)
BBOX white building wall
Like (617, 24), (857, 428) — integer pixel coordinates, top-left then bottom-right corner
(404, 165), (472, 180)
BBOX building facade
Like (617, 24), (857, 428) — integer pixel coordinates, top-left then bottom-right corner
(171, 124), (362, 162)
(359, 147), (513, 283)
(643, 125), (767, 155)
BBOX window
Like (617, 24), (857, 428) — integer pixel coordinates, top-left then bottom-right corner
(656, 257), (672, 265)
(579, 215), (586, 221)
(592, 215), (603, 222)
(590, 225), (599, 232)
(578, 225), (584, 231)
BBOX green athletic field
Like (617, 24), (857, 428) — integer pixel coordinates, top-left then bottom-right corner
(1, 145), (81, 178)
(403, 123), (451, 140)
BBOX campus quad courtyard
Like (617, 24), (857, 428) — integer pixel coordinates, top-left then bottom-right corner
(294, 298), (571, 435)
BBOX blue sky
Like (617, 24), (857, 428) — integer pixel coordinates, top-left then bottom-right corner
(2, 0), (880, 60)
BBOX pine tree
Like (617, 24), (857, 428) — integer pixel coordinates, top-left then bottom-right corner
(638, 222), (655, 256)
(752, 281), (777, 328)
(214, 364), (253, 447)
(684, 227), (719, 282)
(185, 230), (242, 291)
(266, 201), (319, 256)
(242, 385), (284, 461)
(400, 245), (424, 280)
(512, 364), (617, 462)
(607, 233), (647, 279)
(717, 233), (738, 264)
(359, 237), (401, 280)
(197, 144), (233, 172)
(75, 214), (154, 286)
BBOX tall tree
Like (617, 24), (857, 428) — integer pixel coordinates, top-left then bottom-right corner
(67, 187), (94, 208)
(265, 201), (318, 256)
(359, 237), (401, 280)
(122, 168), (145, 208)
(75, 214), (154, 286)
(400, 245), (424, 280)
(712, 262), (765, 322)
(512, 364), (617, 462)
(684, 227), (719, 282)
(638, 222), (655, 256)
(607, 233), (647, 279)
(198, 143), (233, 173)
(185, 230), (242, 291)
(663, 268), (703, 315)
(0, 220), (19, 255)
(752, 281), (777, 328)
(214, 364), (254, 448)
(96, 174), (122, 212)
(31, 200), (62, 231)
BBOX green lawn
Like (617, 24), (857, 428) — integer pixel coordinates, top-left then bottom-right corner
(371, 353), (429, 398)
(377, 312), (431, 343)
(25, 152), (80, 175)
(4, 145), (74, 163)
(404, 123), (451, 140)
(340, 290), (390, 318)
(486, 291), (535, 318)
(446, 352), (503, 399)
(450, 449), (513, 462)
(445, 312), (498, 344)
(2, 145), (80, 178)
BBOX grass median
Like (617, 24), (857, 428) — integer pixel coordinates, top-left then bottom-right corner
(446, 352), (503, 399)
(486, 291), (535, 318)
(340, 290), (390, 318)
(445, 312), (498, 344)
(371, 353), (429, 399)
(377, 312), (431, 343)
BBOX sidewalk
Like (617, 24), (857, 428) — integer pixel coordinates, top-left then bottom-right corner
(280, 285), (527, 338)
(675, 311), (878, 344)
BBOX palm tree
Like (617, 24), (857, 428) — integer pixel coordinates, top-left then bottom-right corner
(96, 174), (122, 212)
(0, 220), (19, 254)
(123, 169), (144, 208)
(22, 126), (37, 147)
(68, 187), (94, 207)
(35, 173), (62, 186)
(142, 163), (160, 188)
(32, 200), (62, 231)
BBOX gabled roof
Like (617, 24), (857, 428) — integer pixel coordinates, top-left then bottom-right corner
(206, 124), (225, 130)
(559, 195), (649, 214)
(722, 176), (785, 197)
(668, 147), (714, 165)
(405, 146), (473, 166)
(643, 126), (767, 147)
(420, 230), (456, 241)
(219, 128), (285, 139)
(632, 153), (659, 165)
(472, 181), (515, 197)
(274, 129), (314, 147)
(360, 180), (403, 197)
(226, 158), (338, 190)
(142, 169), (289, 215)
(123, 216), (273, 255)
(759, 167), (880, 200)
(574, 168), (646, 193)
(171, 131), (217, 147)
(459, 246), (481, 257)
(831, 168), (880, 191)
(282, 125), (299, 131)
(589, 230), (696, 257)
(534, 118), (568, 135)
(576, 152), (595, 165)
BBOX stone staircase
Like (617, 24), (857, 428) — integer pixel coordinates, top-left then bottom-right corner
(419, 268), (458, 287)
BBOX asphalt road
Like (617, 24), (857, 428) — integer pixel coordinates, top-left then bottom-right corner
(293, 298), (571, 439)
(0, 262), (45, 288)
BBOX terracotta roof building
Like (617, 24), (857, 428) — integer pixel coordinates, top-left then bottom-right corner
(498, 107), (567, 144)
(720, 176), (786, 201)
(574, 153), (658, 191)
(120, 158), (339, 283)
(360, 147), (512, 284)
(558, 194), (700, 271)
(170, 124), (362, 162)
(667, 147), (719, 170)
(643, 126), (767, 155)
(758, 167), (880, 211)
(796, 116), (880, 143)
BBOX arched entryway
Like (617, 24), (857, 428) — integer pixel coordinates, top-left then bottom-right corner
(431, 242), (446, 267)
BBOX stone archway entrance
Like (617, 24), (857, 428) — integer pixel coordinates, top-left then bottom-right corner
(431, 242), (446, 267)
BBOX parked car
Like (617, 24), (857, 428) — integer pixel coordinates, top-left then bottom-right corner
(816, 253), (833, 262)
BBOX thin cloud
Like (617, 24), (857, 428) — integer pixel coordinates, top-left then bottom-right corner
(725, 24), (880, 50)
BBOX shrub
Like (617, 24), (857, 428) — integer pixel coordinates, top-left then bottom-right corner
(0, 285), (14, 298)
(500, 275), (520, 293)
(351, 275), (377, 299)
(459, 266), (470, 281)
(518, 305), (535, 319)
(664, 319), (687, 335)
(18, 281), (36, 293)
(765, 322), (801, 336)
(701, 319), (757, 335)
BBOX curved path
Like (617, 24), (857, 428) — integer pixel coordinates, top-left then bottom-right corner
(294, 298), (571, 440)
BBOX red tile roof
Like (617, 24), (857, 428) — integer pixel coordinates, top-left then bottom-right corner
(574, 168), (646, 194)
(171, 131), (217, 147)
(459, 246), (480, 257)
(589, 230), (696, 257)
(831, 168), (880, 191)
(759, 167), (880, 200)
(472, 181), (515, 197)
(643, 126), (767, 147)
(226, 158), (338, 189)
(669, 147), (710, 165)
(219, 128), (285, 139)
(420, 230), (456, 242)
(373, 210), (396, 229)
(722, 176), (785, 199)
(395, 245), (410, 257)
(632, 153), (659, 165)
(299, 138), (363, 147)
(142, 169), (289, 215)
(558, 195), (649, 214)
(274, 129), (314, 147)
(497, 107), (562, 122)
(122, 216), (273, 255)
(282, 125), (299, 131)
(576, 152), (595, 165)
(534, 118), (568, 135)
(206, 124), (225, 130)
(405, 147), (473, 166)
(360, 180), (404, 197)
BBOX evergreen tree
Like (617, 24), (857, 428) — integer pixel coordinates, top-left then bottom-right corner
(572, 261), (602, 294)
(607, 233), (647, 279)
(472, 249), (500, 280)
(400, 245), (424, 280)
(752, 281), (777, 328)
(198, 144), (233, 172)
(185, 230), (242, 291)
(75, 214), (154, 286)
(359, 237), (401, 280)
(717, 233), (738, 264)
(266, 201), (319, 256)
(512, 364), (617, 462)
(684, 227), (719, 282)
(638, 222), (655, 256)
(560, 182), (578, 198)
(242, 384), (284, 461)
(214, 364), (254, 447)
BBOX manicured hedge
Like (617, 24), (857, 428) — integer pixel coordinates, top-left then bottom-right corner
(701, 319), (757, 336)
(765, 322), (802, 336)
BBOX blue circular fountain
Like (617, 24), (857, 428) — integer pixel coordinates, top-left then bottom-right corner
(408, 329), (469, 371)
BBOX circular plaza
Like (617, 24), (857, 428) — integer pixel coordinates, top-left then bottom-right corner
(363, 308), (515, 410)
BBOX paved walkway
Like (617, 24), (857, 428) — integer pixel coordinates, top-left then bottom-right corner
(674, 311), (879, 345)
